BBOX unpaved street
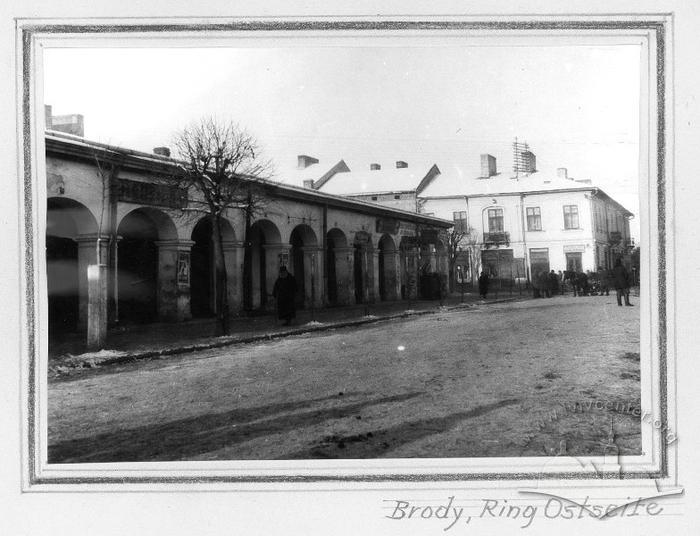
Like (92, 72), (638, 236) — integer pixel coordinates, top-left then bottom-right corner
(48, 296), (640, 462)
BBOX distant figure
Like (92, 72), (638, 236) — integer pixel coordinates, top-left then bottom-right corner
(272, 266), (298, 325)
(574, 271), (589, 297)
(478, 271), (490, 299)
(599, 266), (612, 296)
(612, 258), (633, 307)
(548, 270), (559, 296)
(531, 270), (542, 298)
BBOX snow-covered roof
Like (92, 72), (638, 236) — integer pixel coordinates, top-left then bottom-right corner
(316, 163), (440, 196)
(420, 167), (594, 198)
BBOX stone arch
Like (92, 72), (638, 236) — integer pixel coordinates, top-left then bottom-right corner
(289, 224), (319, 309)
(326, 228), (349, 305)
(378, 234), (399, 301)
(116, 207), (178, 323)
(46, 197), (99, 334)
(245, 219), (283, 310)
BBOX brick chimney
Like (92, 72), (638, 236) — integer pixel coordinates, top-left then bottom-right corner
(44, 105), (52, 128)
(370, 163), (381, 170)
(153, 147), (171, 157)
(557, 167), (569, 180)
(303, 179), (315, 189)
(480, 154), (497, 178)
(297, 155), (319, 169)
(48, 113), (85, 137)
(395, 161), (408, 169)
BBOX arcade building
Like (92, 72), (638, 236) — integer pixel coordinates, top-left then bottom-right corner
(45, 130), (452, 342)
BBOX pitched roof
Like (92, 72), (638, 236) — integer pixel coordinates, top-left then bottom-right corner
(316, 163), (441, 196)
(420, 168), (594, 197)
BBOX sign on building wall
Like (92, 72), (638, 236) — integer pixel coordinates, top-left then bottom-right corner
(376, 218), (400, 234)
(117, 178), (187, 209)
(563, 244), (585, 253)
(177, 251), (190, 286)
(278, 252), (289, 267)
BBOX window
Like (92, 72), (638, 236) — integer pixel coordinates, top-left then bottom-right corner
(526, 207), (542, 231)
(487, 208), (504, 232)
(394, 194), (401, 200)
(371, 196), (378, 201)
(452, 211), (468, 232)
(563, 205), (579, 229)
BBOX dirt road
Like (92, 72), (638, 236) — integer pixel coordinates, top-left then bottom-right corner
(48, 296), (641, 462)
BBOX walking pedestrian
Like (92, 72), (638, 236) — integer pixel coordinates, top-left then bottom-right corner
(478, 271), (490, 299)
(612, 258), (633, 306)
(272, 266), (298, 325)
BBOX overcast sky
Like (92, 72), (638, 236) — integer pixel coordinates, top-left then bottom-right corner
(43, 45), (641, 238)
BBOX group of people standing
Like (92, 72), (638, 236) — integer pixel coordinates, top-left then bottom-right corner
(478, 258), (634, 307)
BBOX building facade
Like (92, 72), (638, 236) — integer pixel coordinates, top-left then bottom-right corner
(298, 149), (634, 286)
(45, 131), (452, 338)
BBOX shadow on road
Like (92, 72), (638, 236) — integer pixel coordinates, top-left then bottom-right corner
(48, 391), (424, 463)
(282, 398), (520, 459)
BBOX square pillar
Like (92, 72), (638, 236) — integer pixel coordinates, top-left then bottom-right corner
(370, 250), (380, 303)
(403, 246), (419, 300)
(332, 246), (355, 306)
(302, 246), (324, 308)
(383, 250), (401, 301)
(222, 241), (245, 314)
(76, 234), (110, 331)
(155, 239), (195, 322)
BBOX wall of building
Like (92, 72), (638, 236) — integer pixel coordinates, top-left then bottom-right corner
(348, 192), (418, 212)
(46, 151), (450, 339)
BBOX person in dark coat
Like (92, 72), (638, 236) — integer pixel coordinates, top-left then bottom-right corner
(575, 271), (589, 296)
(612, 258), (632, 306)
(599, 266), (612, 296)
(548, 270), (559, 296)
(272, 266), (298, 325)
(478, 271), (490, 299)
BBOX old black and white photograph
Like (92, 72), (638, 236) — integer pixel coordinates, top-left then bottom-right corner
(7, 0), (700, 533)
(40, 39), (648, 466)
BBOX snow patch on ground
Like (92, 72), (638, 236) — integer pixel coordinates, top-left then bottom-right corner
(362, 315), (378, 319)
(304, 321), (326, 327)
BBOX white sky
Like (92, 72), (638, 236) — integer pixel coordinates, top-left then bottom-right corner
(43, 45), (641, 239)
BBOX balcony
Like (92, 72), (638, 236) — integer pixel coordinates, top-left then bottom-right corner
(483, 231), (510, 247)
(608, 231), (622, 245)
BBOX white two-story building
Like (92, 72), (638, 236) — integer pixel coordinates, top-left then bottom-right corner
(297, 149), (634, 286)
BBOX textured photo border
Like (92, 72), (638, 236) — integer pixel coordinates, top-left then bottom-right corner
(18, 15), (672, 488)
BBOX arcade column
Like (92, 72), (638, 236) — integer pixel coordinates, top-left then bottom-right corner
(76, 233), (110, 335)
(155, 239), (195, 322)
(332, 246), (355, 306)
(222, 240), (244, 313)
(384, 249), (401, 301)
(301, 246), (324, 308)
(370, 249), (380, 303)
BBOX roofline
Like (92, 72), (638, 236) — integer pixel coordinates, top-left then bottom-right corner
(45, 133), (452, 228)
(420, 187), (634, 217)
(346, 190), (417, 196)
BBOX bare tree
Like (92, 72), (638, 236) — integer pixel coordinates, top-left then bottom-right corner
(171, 117), (272, 335)
(461, 225), (483, 286)
(445, 227), (467, 293)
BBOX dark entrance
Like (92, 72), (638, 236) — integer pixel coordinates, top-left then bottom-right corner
(190, 218), (214, 317)
(117, 211), (159, 324)
(565, 252), (583, 272)
(482, 248), (515, 287)
(46, 235), (79, 334)
(529, 248), (551, 281)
